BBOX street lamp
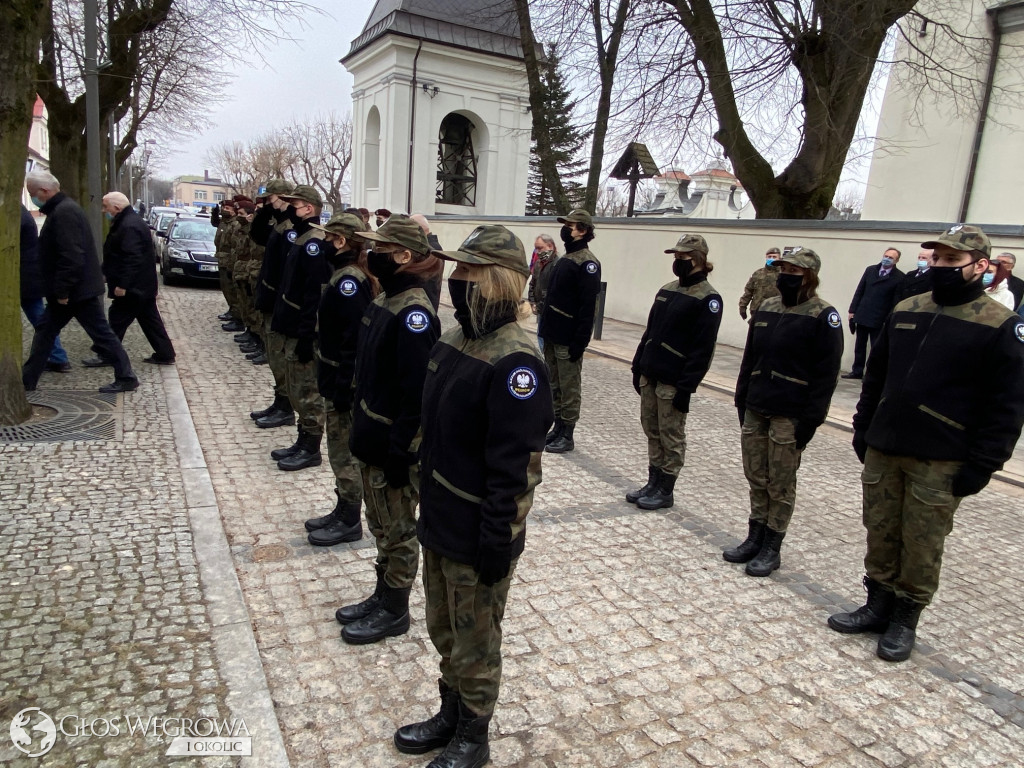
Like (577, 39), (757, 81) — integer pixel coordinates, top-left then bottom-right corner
(141, 139), (157, 213)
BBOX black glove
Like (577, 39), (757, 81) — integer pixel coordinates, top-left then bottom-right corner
(295, 337), (314, 364)
(852, 431), (867, 463)
(568, 344), (585, 363)
(332, 393), (353, 414)
(632, 370), (641, 395)
(794, 420), (816, 450)
(737, 406), (746, 427)
(672, 390), (691, 413)
(739, 306), (748, 321)
(951, 464), (991, 497)
(474, 543), (512, 587)
(383, 453), (411, 489)
(848, 319), (857, 335)
(210, 206), (221, 227)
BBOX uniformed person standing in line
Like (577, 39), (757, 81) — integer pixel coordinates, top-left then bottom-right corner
(829, 225), (1024, 662)
(267, 185), (330, 471)
(537, 209), (601, 454)
(304, 212), (376, 547)
(729, 248), (843, 576)
(334, 215), (442, 645)
(250, 180), (297, 427)
(627, 234), (723, 510)
(215, 200), (243, 331)
(223, 196), (251, 334)
(232, 200), (258, 351)
(244, 197), (270, 365)
(394, 225), (553, 768)
(738, 246), (781, 321)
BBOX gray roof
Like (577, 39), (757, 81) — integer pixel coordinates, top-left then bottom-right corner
(344, 0), (524, 62)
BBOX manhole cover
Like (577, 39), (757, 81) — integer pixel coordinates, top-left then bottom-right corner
(0, 390), (122, 443)
(251, 544), (291, 563)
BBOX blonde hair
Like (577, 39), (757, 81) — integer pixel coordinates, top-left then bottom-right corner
(465, 264), (529, 336)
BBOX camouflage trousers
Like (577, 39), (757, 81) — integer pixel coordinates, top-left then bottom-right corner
(263, 319), (288, 398)
(361, 464), (420, 589)
(422, 547), (517, 717)
(217, 261), (234, 311)
(639, 378), (687, 477)
(283, 337), (324, 437)
(740, 409), (803, 532)
(861, 448), (963, 605)
(325, 402), (362, 504)
(543, 342), (583, 425)
(233, 264), (258, 331)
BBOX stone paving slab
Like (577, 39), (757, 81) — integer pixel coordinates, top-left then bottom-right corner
(158, 282), (1024, 767)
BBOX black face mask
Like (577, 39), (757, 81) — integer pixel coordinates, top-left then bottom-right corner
(931, 263), (982, 305)
(672, 259), (691, 278)
(559, 225), (573, 245)
(776, 273), (804, 306)
(448, 278), (476, 336)
(366, 250), (400, 282)
(286, 205), (304, 226)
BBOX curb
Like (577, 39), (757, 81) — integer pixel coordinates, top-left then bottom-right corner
(161, 365), (290, 767)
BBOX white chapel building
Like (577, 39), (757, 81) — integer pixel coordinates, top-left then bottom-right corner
(342, 0), (532, 216)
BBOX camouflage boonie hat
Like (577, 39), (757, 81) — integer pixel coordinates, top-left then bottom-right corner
(665, 233), (708, 256)
(280, 184), (322, 207)
(434, 225), (529, 276)
(355, 213), (430, 255)
(311, 212), (367, 238)
(771, 246), (821, 274)
(264, 178), (293, 196)
(921, 224), (991, 258)
(557, 209), (594, 228)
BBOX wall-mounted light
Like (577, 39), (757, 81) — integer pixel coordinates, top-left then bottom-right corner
(422, 83), (439, 97)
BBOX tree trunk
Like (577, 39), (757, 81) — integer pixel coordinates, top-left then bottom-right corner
(0, 2), (47, 425)
(48, 120), (87, 202)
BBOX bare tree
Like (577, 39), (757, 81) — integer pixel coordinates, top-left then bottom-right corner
(595, 183), (628, 216)
(281, 112), (354, 209)
(206, 135), (299, 197)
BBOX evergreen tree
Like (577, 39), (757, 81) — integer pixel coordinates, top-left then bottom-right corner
(526, 46), (590, 216)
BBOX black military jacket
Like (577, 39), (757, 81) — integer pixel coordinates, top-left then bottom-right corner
(736, 295), (844, 427)
(855, 286), (1024, 473)
(316, 258), (372, 411)
(538, 242), (601, 349)
(271, 219), (329, 339)
(349, 275), (439, 469)
(418, 321), (553, 566)
(254, 213), (292, 313)
(632, 271), (723, 395)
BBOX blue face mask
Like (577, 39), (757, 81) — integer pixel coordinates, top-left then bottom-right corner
(104, 212), (114, 221)
(765, 258), (774, 267)
(982, 272), (995, 287)
(30, 195), (45, 209)
(917, 259), (929, 270)
(881, 257), (895, 268)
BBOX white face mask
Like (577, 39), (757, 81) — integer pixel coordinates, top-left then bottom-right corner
(918, 259), (929, 270)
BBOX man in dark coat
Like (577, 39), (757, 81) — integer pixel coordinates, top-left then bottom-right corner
(20, 204), (70, 372)
(996, 252), (1024, 311)
(82, 192), (175, 366)
(843, 247), (905, 379)
(22, 172), (138, 393)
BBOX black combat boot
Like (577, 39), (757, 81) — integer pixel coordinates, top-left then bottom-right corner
(277, 431), (322, 471)
(394, 680), (461, 754)
(545, 418), (564, 446)
(637, 471), (676, 510)
(545, 422), (575, 454)
(877, 597), (925, 662)
(270, 427), (304, 461)
(217, 311), (233, 321)
(723, 520), (767, 563)
(239, 342), (259, 354)
(251, 394), (287, 421)
(425, 701), (490, 768)
(256, 399), (296, 429)
(626, 466), (659, 504)
(222, 319), (244, 332)
(828, 576), (895, 634)
(234, 330), (254, 344)
(307, 496), (362, 546)
(341, 583), (411, 644)
(245, 340), (265, 360)
(336, 563), (386, 625)
(251, 352), (268, 365)
(745, 528), (786, 577)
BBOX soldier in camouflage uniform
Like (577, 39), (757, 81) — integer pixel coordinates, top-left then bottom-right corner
(830, 225), (1024, 662)
(303, 212), (375, 547)
(334, 215), (442, 645)
(738, 246), (781, 321)
(628, 234), (723, 510)
(214, 200), (243, 330)
(394, 225), (553, 768)
(232, 200), (258, 351)
(242, 198), (269, 364)
(730, 247), (844, 577)
(537, 209), (601, 454)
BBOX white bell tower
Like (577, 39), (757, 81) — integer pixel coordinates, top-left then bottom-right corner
(342, 0), (532, 217)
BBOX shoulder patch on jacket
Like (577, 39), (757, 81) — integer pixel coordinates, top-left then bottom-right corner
(286, 230), (297, 243)
(1015, 322), (1024, 343)
(508, 366), (539, 399)
(404, 309), (431, 333)
(827, 310), (841, 328)
(338, 278), (359, 296)
(708, 298), (721, 314)
(305, 241), (320, 256)
(584, 261), (598, 274)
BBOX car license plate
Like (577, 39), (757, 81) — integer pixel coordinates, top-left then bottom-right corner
(199, 264), (218, 272)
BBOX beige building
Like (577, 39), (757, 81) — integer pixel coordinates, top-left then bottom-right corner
(862, 0), (1024, 225)
(172, 172), (229, 209)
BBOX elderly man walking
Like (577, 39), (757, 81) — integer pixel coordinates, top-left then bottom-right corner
(82, 192), (175, 366)
(22, 172), (138, 394)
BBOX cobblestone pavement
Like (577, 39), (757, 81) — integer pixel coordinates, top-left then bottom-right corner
(2, 306), (241, 766)
(153, 282), (1024, 767)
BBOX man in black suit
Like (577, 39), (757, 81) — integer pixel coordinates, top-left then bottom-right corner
(82, 192), (176, 366)
(22, 171), (138, 394)
(895, 248), (933, 303)
(842, 247), (905, 380)
(996, 252), (1023, 311)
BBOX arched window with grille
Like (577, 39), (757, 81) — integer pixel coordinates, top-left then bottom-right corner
(436, 113), (477, 206)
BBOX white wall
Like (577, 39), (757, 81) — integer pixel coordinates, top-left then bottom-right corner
(430, 216), (1024, 369)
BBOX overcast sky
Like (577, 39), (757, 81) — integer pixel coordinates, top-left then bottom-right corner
(158, 0), (377, 179)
